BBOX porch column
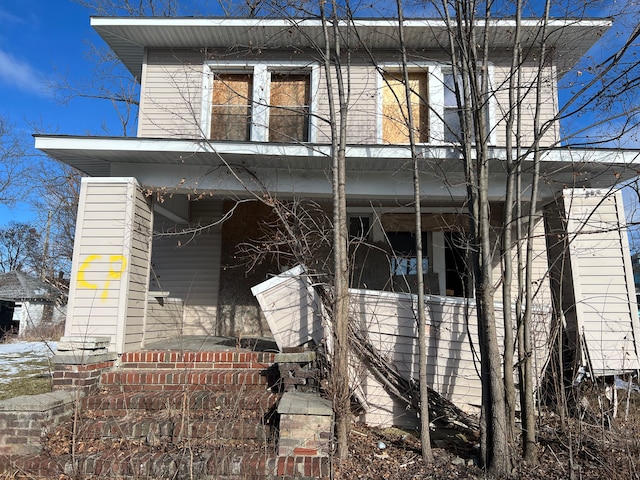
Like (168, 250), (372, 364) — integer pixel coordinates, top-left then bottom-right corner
(63, 177), (153, 354)
(547, 188), (640, 376)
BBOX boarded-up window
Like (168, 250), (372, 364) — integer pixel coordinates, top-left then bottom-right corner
(211, 74), (252, 141)
(269, 73), (310, 142)
(382, 72), (428, 144)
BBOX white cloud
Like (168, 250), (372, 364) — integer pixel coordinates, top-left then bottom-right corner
(0, 8), (23, 24)
(0, 48), (47, 96)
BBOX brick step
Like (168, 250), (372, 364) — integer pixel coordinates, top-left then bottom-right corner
(4, 450), (330, 479)
(65, 411), (274, 443)
(101, 368), (275, 391)
(81, 389), (280, 416)
(119, 350), (277, 369)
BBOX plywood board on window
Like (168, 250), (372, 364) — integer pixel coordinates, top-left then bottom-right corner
(381, 213), (470, 232)
(382, 72), (428, 144)
(211, 74), (252, 141)
(269, 73), (310, 142)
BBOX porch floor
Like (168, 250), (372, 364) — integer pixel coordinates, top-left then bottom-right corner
(143, 335), (279, 352)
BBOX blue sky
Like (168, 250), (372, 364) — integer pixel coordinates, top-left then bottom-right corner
(0, 1), (109, 136)
(0, 0), (108, 224)
(1, 2), (639, 227)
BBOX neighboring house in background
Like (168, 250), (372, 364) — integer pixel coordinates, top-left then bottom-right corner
(35, 17), (640, 425)
(0, 271), (66, 336)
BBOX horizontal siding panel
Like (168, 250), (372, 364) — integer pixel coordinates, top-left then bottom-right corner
(68, 179), (153, 354)
(84, 184), (129, 195)
(68, 325), (117, 337)
(139, 50), (203, 138)
(255, 271), (550, 425)
(564, 189), (640, 375)
(79, 221), (128, 233)
(82, 201), (129, 212)
(144, 297), (183, 344)
(494, 63), (558, 147)
(77, 245), (128, 256)
(73, 237), (130, 248)
(149, 199), (222, 335)
(576, 255), (633, 267)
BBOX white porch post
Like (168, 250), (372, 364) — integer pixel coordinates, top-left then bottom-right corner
(63, 177), (153, 354)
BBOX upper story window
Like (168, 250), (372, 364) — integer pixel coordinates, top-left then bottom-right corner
(442, 70), (493, 144)
(204, 63), (318, 143)
(269, 72), (311, 142)
(443, 73), (461, 143)
(382, 71), (429, 144)
(377, 65), (493, 146)
(211, 73), (253, 141)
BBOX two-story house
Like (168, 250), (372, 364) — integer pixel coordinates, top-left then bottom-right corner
(35, 17), (640, 425)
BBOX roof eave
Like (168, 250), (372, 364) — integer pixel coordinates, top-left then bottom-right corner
(90, 17), (612, 78)
(34, 134), (640, 177)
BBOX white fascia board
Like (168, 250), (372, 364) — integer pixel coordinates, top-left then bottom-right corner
(90, 16), (611, 30)
(81, 176), (140, 185)
(35, 135), (640, 165)
(35, 135), (422, 159)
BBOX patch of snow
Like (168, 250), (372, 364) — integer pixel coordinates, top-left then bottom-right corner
(0, 341), (57, 384)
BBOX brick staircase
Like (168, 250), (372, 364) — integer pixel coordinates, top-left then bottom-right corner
(2, 349), (331, 479)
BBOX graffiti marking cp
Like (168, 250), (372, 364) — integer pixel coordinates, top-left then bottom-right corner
(77, 254), (128, 300)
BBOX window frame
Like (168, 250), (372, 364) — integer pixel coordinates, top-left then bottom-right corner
(209, 72), (254, 141)
(202, 61), (320, 143)
(267, 70), (312, 143)
(439, 65), (496, 145)
(376, 63), (495, 146)
(377, 64), (436, 145)
(380, 70), (430, 144)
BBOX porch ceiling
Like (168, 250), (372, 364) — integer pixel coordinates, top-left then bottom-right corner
(34, 135), (640, 200)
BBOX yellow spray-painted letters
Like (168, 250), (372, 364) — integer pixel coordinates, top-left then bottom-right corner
(77, 254), (128, 300)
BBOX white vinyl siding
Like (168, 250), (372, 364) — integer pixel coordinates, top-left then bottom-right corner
(138, 50), (204, 138)
(149, 199), (223, 336)
(493, 62), (559, 148)
(251, 265), (324, 348)
(137, 49), (559, 150)
(144, 297), (184, 344)
(351, 290), (551, 426)
(314, 64), (378, 144)
(123, 187), (154, 351)
(66, 178), (153, 354)
(563, 189), (640, 375)
(492, 215), (552, 307)
(252, 267), (552, 427)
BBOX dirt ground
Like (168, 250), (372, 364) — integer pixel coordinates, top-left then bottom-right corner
(336, 409), (640, 479)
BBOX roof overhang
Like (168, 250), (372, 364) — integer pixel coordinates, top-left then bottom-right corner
(34, 135), (640, 202)
(91, 17), (612, 79)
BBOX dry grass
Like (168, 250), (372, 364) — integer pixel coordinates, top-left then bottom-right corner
(0, 360), (52, 400)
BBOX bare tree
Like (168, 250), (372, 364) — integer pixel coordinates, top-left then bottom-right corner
(0, 116), (29, 207)
(53, 1), (640, 474)
(30, 163), (82, 280)
(0, 222), (41, 274)
(393, 0), (433, 463)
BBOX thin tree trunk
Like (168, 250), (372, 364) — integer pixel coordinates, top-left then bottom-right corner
(501, 0), (523, 444)
(442, 3), (511, 473)
(320, 2), (351, 461)
(395, 0), (433, 463)
(520, 0), (551, 463)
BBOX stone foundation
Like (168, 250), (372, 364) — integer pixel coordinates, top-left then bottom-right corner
(52, 336), (117, 393)
(277, 391), (333, 457)
(0, 390), (77, 455)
